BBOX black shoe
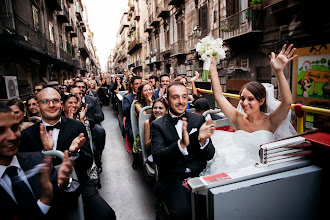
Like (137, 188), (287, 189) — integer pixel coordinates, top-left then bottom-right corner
(132, 160), (140, 170)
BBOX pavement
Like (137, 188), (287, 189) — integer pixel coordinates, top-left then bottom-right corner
(98, 105), (156, 220)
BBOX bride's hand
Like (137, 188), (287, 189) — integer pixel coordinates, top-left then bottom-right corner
(270, 44), (298, 74)
(209, 57), (217, 77)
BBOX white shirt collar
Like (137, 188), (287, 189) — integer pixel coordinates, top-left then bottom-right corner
(0, 156), (21, 178)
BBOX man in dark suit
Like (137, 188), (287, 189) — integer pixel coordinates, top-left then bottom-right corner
(0, 104), (79, 219)
(19, 88), (116, 220)
(151, 81), (216, 219)
(153, 73), (170, 99)
(123, 76), (142, 169)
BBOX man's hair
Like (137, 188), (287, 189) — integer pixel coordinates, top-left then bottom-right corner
(130, 76), (142, 85)
(166, 81), (186, 97)
(149, 75), (159, 82)
(35, 82), (47, 88)
(193, 98), (211, 113)
(0, 102), (13, 114)
(159, 74), (170, 81)
(74, 80), (88, 88)
(7, 98), (25, 112)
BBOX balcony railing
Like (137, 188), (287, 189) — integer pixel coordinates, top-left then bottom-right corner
(135, 60), (141, 67)
(145, 56), (150, 65)
(75, 4), (83, 21)
(80, 21), (86, 32)
(151, 52), (161, 63)
(219, 6), (263, 40)
(170, 40), (185, 56)
(70, 26), (77, 37)
(64, 19), (74, 32)
(59, 48), (73, 63)
(127, 37), (142, 54)
(46, 0), (61, 11)
(168, 0), (184, 7)
(129, 20), (136, 32)
(57, 3), (69, 23)
(156, 1), (170, 18)
(78, 42), (89, 58)
(0, 13), (57, 57)
(133, 12), (140, 21)
(149, 13), (160, 26)
(144, 21), (152, 33)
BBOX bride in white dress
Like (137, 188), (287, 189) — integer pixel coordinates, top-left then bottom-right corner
(201, 44), (298, 176)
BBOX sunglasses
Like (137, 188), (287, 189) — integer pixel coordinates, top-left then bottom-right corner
(34, 89), (42, 92)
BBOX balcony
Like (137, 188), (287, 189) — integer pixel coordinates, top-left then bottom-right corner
(170, 40), (185, 56)
(79, 42), (89, 58)
(45, 0), (61, 11)
(135, 60), (141, 67)
(144, 21), (152, 33)
(56, 4), (69, 23)
(80, 21), (86, 32)
(168, 0), (184, 7)
(156, 1), (170, 18)
(128, 37), (142, 54)
(149, 13), (160, 27)
(128, 62), (135, 69)
(145, 56), (151, 65)
(129, 21), (136, 32)
(219, 6), (263, 41)
(129, 3), (135, 12)
(119, 23), (129, 34)
(64, 19), (74, 32)
(151, 52), (161, 63)
(59, 48), (73, 63)
(75, 4), (83, 21)
(133, 12), (140, 21)
(70, 26), (77, 37)
(0, 13), (58, 58)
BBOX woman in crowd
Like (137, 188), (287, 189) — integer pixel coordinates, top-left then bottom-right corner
(202, 44), (298, 176)
(132, 83), (154, 169)
(98, 73), (110, 106)
(112, 76), (126, 92)
(61, 93), (88, 125)
(26, 95), (42, 121)
(7, 98), (33, 130)
(144, 98), (168, 151)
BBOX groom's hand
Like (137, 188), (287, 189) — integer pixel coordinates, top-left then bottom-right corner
(199, 119), (216, 142)
(180, 117), (189, 149)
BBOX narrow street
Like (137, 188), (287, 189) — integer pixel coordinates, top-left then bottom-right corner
(98, 105), (156, 220)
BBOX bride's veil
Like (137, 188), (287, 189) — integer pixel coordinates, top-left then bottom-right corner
(237, 83), (297, 139)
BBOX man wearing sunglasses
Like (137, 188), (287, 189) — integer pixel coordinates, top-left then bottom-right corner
(19, 87), (116, 219)
(34, 82), (47, 95)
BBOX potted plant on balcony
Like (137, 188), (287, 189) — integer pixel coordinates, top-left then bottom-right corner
(250, 0), (264, 10)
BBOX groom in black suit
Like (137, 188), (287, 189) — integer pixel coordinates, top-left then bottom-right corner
(151, 81), (216, 219)
(19, 88), (116, 220)
(0, 104), (79, 219)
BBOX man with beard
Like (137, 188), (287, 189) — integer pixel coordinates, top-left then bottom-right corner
(151, 81), (216, 219)
(0, 103), (80, 219)
(19, 88), (116, 220)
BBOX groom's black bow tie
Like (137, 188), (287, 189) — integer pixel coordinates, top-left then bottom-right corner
(171, 114), (186, 125)
(46, 122), (61, 131)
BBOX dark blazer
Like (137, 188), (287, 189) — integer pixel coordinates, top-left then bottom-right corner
(84, 95), (104, 124)
(0, 152), (80, 220)
(19, 116), (93, 181)
(123, 93), (135, 134)
(151, 111), (215, 180)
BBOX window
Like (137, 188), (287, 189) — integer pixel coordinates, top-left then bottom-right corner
(199, 4), (208, 36)
(32, 5), (39, 30)
(49, 22), (54, 43)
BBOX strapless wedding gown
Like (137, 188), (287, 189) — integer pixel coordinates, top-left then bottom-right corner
(201, 130), (276, 176)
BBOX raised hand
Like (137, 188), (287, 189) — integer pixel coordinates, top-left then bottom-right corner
(69, 133), (86, 153)
(80, 104), (88, 121)
(68, 107), (74, 119)
(159, 87), (166, 98)
(198, 118), (216, 141)
(180, 117), (189, 149)
(191, 71), (200, 82)
(40, 123), (54, 151)
(57, 150), (75, 189)
(40, 156), (53, 205)
(270, 44), (298, 74)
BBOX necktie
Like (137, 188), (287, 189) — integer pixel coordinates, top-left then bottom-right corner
(171, 114), (186, 125)
(46, 122), (61, 131)
(6, 166), (39, 214)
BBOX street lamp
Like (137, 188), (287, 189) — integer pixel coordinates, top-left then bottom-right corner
(193, 25), (203, 38)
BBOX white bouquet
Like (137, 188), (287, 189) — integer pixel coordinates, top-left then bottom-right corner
(196, 36), (226, 81)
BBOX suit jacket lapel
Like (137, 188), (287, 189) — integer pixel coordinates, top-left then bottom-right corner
(0, 186), (17, 209)
(57, 116), (69, 152)
(17, 154), (41, 199)
(165, 114), (180, 142)
(185, 111), (193, 134)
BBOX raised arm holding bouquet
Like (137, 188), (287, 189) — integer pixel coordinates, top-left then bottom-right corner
(196, 36), (226, 81)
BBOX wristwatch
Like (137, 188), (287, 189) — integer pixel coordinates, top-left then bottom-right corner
(69, 149), (80, 156)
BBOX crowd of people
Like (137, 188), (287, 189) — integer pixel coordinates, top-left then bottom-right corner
(0, 44), (298, 219)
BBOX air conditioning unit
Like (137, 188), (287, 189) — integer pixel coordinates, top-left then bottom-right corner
(0, 76), (19, 99)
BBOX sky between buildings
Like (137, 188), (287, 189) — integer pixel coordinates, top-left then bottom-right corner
(84, 0), (128, 72)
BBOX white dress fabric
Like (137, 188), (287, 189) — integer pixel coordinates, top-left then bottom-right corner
(201, 130), (276, 176)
